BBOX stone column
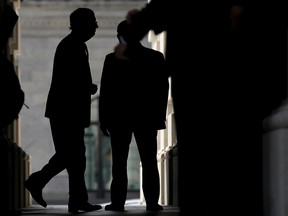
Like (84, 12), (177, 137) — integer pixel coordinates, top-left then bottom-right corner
(263, 100), (288, 216)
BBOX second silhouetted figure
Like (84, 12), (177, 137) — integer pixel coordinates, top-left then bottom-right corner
(99, 20), (169, 212)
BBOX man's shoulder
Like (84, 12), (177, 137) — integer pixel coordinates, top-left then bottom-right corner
(105, 52), (115, 58)
(58, 34), (72, 44)
(143, 47), (164, 58)
(105, 52), (123, 62)
(57, 34), (82, 49)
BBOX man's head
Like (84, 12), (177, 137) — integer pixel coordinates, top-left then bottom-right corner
(69, 8), (98, 42)
(117, 20), (138, 44)
(0, 3), (19, 52)
(117, 20), (128, 38)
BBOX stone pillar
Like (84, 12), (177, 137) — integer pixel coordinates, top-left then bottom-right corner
(263, 100), (288, 216)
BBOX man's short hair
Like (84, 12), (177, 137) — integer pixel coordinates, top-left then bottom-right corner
(70, 8), (96, 29)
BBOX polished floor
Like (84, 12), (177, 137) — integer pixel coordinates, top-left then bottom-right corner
(13, 199), (180, 216)
(17, 204), (180, 216)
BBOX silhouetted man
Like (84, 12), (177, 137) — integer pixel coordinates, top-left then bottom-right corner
(24, 8), (101, 213)
(0, 2), (24, 129)
(99, 20), (169, 212)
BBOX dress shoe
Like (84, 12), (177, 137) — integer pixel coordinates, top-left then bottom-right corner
(24, 178), (47, 208)
(105, 203), (125, 211)
(146, 204), (163, 211)
(68, 201), (102, 213)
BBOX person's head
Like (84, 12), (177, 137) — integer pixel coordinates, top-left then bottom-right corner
(0, 3), (19, 52)
(69, 8), (98, 42)
(116, 20), (138, 44)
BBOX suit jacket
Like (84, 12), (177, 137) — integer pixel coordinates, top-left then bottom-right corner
(99, 42), (169, 130)
(45, 33), (94, 127)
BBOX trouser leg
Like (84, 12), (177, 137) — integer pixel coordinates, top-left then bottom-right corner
(49, 118), (88, 204)
(134, 129), (160, 205)
(109, 128), (132, 206)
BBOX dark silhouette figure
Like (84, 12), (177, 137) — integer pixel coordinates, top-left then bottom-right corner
(99, 20), (169, 212)
(0, 54), (24, 129)
(113, 1), (287, 216)
(24, 8), (101, 213)
(0, 3), (25, 129)
(1, 4), (25, 215)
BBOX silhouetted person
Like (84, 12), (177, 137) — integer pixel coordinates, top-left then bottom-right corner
(112, 1), (211, 214)
(112, 1), (287, 216)
(99, 20), (169, 212)
(0, 3), (24, 129)
(0, 54), (24, 129)
(1, 3), (25, 215)
(24, 8), (101, 213)
(115, 0), (287, 216)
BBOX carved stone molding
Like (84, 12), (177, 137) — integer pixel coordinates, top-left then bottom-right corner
(20, 0), (145, 36)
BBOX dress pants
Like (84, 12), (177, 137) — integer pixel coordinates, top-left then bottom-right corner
(109, 127), (160, 206)
(32, 118), (88, 204)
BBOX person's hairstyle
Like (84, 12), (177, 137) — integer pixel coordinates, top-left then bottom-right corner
(117, 20), (128, 36)
(69, 8), (96, 30)
(117, 20), (139, 43)
(0, 3), (18, 51)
